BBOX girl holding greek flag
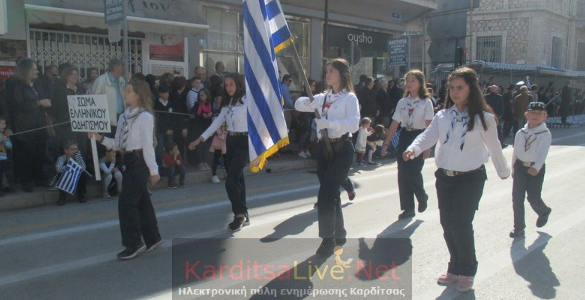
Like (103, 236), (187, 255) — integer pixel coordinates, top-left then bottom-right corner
(402, 67), (510, 292)
(295, 58), (360, 256)
(88, 79), (163, 260)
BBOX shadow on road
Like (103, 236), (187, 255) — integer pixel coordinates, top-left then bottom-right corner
(511, 232), (560, 299)
(260, 203), (352, 243)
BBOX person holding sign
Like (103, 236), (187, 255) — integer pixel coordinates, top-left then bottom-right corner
(88, 79), (163, 260)
(295, 58), (360, 256)
(189, 73), (250, 232)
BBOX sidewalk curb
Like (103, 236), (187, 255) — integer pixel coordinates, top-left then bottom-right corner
(0, 157), (317, 212)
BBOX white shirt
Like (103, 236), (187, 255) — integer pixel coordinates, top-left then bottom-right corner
(295, 89), (360, 139)
(392, 96), (434, 130)
(201, 96), (248, 141)
(407, 106), (510, 178)
(186, 88), (199, 113)
(355, 127), (371, 152)
(101, 107), (158, 176)
(512, 122), (551, 172)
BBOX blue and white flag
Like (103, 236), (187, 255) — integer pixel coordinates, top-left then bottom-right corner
(56, 159), (83, 195)
(391, 129), (401, 150)
(243, 0), (291, 172)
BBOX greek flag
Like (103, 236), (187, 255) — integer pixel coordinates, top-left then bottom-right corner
(56, 159), (83, 195)
(391, 129), (401, 149)
(243, 0), (291, 172)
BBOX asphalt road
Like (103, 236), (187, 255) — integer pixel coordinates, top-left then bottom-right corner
(1, 126), (584, 300)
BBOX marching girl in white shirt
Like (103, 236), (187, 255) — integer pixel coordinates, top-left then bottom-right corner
(89, 79), (163, 260)
(403, 67), (510, 293)
(189, 73), (250, 232)
(381, 70), (434, 219)
(295, 58), (360, 255)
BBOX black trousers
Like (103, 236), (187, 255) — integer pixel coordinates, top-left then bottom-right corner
(397, 130), (427, 211)
(224, 135), (249, 216)
(12, 137), (43, 187)
(512, 162), (549, 231)
(0, 159), (14, 188)
(340, 177), (354, 193)
(118, 153), (161, 248)
(436, 167), (487, 277)
(316, 140), (353, 239)
(58, 172), (87, 200)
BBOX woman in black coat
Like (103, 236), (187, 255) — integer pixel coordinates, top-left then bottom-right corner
(51, 66), (87, 157)
(6, 59), (52, 192)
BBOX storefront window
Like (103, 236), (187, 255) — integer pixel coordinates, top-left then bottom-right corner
(201, 5), (309, 94)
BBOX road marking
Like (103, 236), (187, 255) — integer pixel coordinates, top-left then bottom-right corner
(1, 160), (583, 288)
(413, 205), (585, 300)
(1, 141), (583, 247)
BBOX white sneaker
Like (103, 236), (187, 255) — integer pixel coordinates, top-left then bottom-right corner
(211, 175), (221, 183)
(304, 151), (312, 158)
(197, 164), (207, 171)
(203, 163), (211, 171)
(298, 151), (307, 159)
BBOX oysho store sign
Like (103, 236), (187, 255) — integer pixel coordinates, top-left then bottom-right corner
(328, 25), (390, 52)
(347, 32), (373, 45)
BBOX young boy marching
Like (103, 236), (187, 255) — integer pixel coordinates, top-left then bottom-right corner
(509, 102), (552, 238)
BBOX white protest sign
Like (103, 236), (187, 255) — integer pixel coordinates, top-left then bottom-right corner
(68, 94), (112, 181)
(68, 95), (111, 133)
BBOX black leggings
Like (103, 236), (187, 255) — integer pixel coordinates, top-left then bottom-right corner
(212, 149), (225, 176)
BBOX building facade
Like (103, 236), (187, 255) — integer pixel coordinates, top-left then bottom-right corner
(470, 0), (585, 70)
(0, 0), (438, 91)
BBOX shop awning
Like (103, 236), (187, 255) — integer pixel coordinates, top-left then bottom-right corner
(24, 4), (209, 37)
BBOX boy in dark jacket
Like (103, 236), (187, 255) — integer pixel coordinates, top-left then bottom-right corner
(154, 85), (176, 164)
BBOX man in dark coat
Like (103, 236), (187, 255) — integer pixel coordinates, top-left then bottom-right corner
(561, 81), (572, 124)
(485, 85), (506, 147)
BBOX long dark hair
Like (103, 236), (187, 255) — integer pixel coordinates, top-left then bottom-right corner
(219, 73), (245, 108)
(403, 69), (431, 99)
(326, 58), (355, 94)
(198, 88), (211, 103)
(445, 67), (494, 131)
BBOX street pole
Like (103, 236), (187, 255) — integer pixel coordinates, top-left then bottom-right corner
(407, 35), (411, 70)
(322, 0), (329, 86)
(469, 0), (473, 65)
(123, 0), (130, 74)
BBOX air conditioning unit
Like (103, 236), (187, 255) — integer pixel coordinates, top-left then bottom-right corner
(0, 0), (7, 35)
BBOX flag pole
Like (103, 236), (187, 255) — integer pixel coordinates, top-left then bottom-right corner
(290, 41), (333, 156)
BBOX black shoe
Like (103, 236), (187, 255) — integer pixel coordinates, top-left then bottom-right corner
(418, 196), (428, 213)
(3, 187), (15, 193)
(316, 238), (335, 256)
(228, 215), (248, 232)
(335, 237), (347, 246)
(78, 196), (87, 203)
(501, 143), (509, 149)
(509, 229), (525, 238)
(313, 202), (318, 208)
(145, 238), (164, 253)
(398, 210), (415, 219)
(117, 245), (146, 260)
(57, 198), (66, 206)
(348, 191), (356, 201)
(536, 208), (552, 228)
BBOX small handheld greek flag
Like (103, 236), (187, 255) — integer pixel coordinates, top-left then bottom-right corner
(391, 129), (401, 149)
(56, 159), (83, 195)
